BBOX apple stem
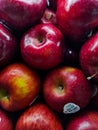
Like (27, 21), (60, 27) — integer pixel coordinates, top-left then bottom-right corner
(87, 72), (98, 80)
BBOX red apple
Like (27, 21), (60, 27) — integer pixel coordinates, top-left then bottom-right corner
(15, 103), (63, 130)
(0, 0), (47, 31)
(40, 8), (57, 26)
(80, 33), (98, 83)
(20, 23), (66, 70)
(43, 66), (93, 113)
(0, 109), (13, 130)
(66, 110), (98, 130)
(56, 0), (98, 43)
(0, 63), (41, 112)
(0, 21), (17, 68)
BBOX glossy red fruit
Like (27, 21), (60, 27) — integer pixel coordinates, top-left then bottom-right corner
(0, 109), (13, 130)
(66, 110), (98, 130)
(56, 0), (98, 42)
(80, 33), (98, 83)
(0, 63), (40, 111)
(43, 66), (93, 113)
(0, 0), (47, 31)
(15, 103), (63, 130)
(20, 23), (66, 70)
(0, 22), (17, 67)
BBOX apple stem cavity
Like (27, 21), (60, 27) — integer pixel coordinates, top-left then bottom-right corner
(0, 89), (9, 100)
(37, 35), (44, 43)
(58, 84), (64, 91)
(46, 13), (53, 20)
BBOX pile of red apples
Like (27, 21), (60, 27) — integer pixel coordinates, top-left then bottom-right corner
(1, 0), (98, 129)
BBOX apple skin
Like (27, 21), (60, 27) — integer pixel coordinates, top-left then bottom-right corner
(0, 22), (17, 68)
(0, 109), (13, 130)
(56, 0), (98, 43)
(89, 84), (98, 109)
(43, 66), (93, 113)
(80, 33), (98, 83)
(0, 63), (41, 112)
(20, 23), (66, 70)
(0, 0), (47, 31)
(15, 103), (63, 130)
(66, 110), (98, 130)
(90, 93), (98, 109)
(40, 8), (57, 26)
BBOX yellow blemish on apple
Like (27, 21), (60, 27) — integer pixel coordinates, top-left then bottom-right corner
(11, 77), (30, 97)
(15, 77), (26, 87)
